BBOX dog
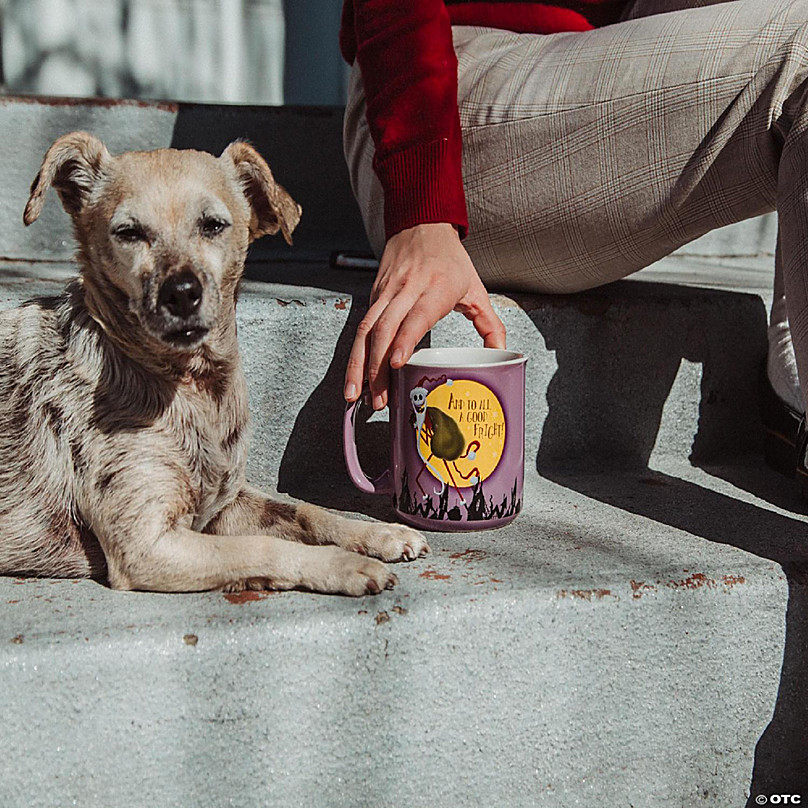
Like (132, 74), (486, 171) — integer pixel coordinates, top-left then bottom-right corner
(0, 132), (429, 596)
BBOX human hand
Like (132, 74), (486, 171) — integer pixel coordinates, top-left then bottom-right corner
(343, 222), (507, 409)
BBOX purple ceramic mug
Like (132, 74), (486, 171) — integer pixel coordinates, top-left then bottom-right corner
(344, 347), (527, 531)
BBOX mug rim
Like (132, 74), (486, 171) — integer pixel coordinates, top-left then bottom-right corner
(407, 347), (526, 368)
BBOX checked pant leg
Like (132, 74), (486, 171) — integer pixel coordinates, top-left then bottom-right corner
(344, 1), (808, 407)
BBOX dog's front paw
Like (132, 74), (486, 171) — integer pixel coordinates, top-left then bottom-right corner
(326, 548), (398, 596)
(351, 522), (430, 563)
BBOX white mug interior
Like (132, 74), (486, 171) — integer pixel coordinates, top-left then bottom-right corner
(407, 347), (525, 368)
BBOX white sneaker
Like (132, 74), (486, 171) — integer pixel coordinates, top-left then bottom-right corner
(768, 293), (804, 414)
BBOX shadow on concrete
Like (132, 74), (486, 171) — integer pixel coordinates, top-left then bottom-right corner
(519, 279), (769, 473)
(274, 277), (395, 520)
(520, 281), (808, 800)
(272, 274), (433, 521)
(228, 234), (807, 795)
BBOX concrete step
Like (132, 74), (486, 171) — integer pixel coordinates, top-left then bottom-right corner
(0, 94), (804, 807)
(0, 93), (778, 266)
(1, 256), (806, 807)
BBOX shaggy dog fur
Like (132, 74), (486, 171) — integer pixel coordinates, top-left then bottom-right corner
(0, 132), (428, 595)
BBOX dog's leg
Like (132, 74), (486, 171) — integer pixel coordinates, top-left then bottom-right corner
(85, 471), (398, 594)
(103, 526), (397, 596)
(205, 486), (431, 563)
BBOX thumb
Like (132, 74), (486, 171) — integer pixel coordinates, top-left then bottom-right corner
(456, 285), (506, 349)
(476, 306), (507, 349)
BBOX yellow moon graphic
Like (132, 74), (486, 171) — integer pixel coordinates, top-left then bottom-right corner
(418, 379), (505, 488)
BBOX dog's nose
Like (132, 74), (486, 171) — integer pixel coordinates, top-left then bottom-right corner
(158, 271), (203, 319)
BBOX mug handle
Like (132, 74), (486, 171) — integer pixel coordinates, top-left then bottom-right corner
(343, 391), (394, 495)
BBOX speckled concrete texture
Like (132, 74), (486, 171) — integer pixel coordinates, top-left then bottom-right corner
(0, 96), (178, 263)
(0, 258), (805, 807)
(0, 93), (802, 808)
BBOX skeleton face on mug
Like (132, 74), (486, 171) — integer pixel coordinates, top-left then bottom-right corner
(410, 387), (427, 415)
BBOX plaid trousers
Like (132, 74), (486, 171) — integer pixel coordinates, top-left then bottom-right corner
(344, 0), (808, 399)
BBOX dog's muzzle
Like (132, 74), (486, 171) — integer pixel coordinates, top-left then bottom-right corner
(156, 269), (209, 347)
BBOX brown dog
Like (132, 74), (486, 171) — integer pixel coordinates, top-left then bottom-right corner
(0, 132), (429, 595)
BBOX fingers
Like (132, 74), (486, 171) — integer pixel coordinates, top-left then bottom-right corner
(366, 288), (421, 408)
(388, 293), (454, 371)
(470, 301), (507, 349)
(345, 279), (507, 408)
(346, 287), (450, 409)
(342, 222), (508, 411)
(343, 296), (389, 403)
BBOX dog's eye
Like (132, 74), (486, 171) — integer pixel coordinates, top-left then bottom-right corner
(112, 224), (148, 243)
(200, 217), (230, 238)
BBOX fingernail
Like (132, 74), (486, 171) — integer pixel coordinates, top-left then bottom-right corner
(391, 349), (403, 367)
(345, 382), (357, 400)
(373, 394), (384, 410)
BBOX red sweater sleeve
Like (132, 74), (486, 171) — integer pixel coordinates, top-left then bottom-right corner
(346, 0), (469, 242)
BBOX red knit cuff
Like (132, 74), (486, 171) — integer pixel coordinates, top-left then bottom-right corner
(374, 137), (469, 242)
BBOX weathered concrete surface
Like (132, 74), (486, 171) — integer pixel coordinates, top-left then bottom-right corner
(0, 92), (801, 808)
(0, 259), (805, 807)
(0, 472), (790, 808)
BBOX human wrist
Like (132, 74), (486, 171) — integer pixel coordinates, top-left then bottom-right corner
(390, 221), (461, 244)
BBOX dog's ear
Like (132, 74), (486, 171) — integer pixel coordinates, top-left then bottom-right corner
(221, 141), (302, 245)
(24, 131), (111, 226)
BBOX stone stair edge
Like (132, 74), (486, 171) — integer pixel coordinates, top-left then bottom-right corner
(0, 254), (776, 309)
(0, 93), (779, 268)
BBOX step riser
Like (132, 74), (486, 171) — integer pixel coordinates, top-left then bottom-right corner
(0, 574), (785, 808)
(0, 274), (768, 503)
(0, 95), (776, 265)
